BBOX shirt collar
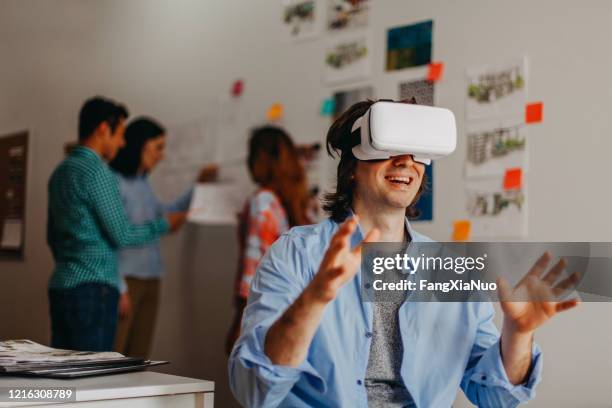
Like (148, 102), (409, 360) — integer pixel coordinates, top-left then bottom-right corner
(346, 209), (422, 246)
(72, 145), (103, 163)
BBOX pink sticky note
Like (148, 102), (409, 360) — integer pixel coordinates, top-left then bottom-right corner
(231, 79), (244, 97)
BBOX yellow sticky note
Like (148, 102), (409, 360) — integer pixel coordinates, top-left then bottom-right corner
(266, 103), (284, 121)
(452, 220), (471, 241)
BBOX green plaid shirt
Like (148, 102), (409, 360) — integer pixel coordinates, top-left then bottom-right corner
(47, 146), (169, 290)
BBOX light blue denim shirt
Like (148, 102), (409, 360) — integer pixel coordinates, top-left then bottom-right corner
(116, 174), (193, 292)
(229, 216), (543, 408)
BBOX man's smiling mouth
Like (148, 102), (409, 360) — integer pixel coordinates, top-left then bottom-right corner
(384, 175), (413, 186)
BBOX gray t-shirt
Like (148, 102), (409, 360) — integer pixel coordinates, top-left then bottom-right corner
(365, 238), (415, 408)
(365, 300), (416, 408)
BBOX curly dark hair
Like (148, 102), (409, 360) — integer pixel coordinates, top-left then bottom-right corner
(247, 126), (311, 227)
(323, 98), (429, 223)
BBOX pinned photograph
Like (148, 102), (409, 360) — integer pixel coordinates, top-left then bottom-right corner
(324, 34), (371, 84)
(281, 0), (321, 41)
(466, 57), (528, 120)
(386, 20), (433, 71)
(466, 178), (527, 238)
(399, 79), (434, 106)
(327, 0), (370, 32)
(465, 119), (527, 178)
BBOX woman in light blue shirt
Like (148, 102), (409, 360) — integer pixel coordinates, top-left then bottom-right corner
(110, 117), (216, 357)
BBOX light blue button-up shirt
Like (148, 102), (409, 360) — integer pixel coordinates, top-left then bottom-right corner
(229, 216), (542, 407)
(116, 174), (192, 292)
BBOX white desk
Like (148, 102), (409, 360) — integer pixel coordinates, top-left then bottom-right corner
(0, 371), (214, 407)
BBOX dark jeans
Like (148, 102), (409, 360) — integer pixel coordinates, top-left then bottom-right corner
(49, 283), (119, 351)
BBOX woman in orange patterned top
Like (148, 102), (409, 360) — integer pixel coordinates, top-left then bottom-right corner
(225, 126), (311, 354)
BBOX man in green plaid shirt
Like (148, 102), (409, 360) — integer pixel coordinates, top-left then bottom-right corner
(47, 96), (184, 352)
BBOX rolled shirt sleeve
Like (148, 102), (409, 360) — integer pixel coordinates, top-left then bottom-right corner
(461, 302), (543, 407)
(228, 234), (325, 407)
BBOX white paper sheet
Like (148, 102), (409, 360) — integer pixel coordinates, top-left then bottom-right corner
(464, 117), (527, 179)
(151, 118), (214, 202)
(0, 340), (123, 366)
(187, 183), (249, 226)
(466, 57), (528, 121)
(1, 218), (22, 249)
(327, 0), (369, 33)
(324, 32), (371, 84)
(466, 178), (527, 238)
(463, 57), (529, 238)
(282, 0), (322, 42)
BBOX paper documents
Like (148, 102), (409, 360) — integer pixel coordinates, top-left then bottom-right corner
(0, 339), (166, 378)
(0, 340), (125, 371)
(188, 183), (247, 226)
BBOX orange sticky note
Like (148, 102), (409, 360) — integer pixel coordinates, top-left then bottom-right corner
(503, 168), (522, 190)
(525, 102), (543, 123)
(267, 103), (284, 121)
(452, 220), (471, 241)
(427, 62), (444, 82)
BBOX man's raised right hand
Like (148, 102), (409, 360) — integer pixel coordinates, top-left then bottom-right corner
(307, 217), (380, 304)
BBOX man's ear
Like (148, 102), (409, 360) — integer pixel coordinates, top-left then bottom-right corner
(95, 121), (110, 138)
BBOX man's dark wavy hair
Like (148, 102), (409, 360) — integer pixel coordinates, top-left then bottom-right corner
(323, 98), (429, 223)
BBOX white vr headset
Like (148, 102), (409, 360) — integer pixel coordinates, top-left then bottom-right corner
(351, 101), (457, 165)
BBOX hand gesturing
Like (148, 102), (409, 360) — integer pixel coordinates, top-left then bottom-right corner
(498, 252), (580, 334)
(310, 217), (380, 303)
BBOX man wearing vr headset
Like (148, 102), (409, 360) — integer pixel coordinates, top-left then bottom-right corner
(229, 99), (578, 407)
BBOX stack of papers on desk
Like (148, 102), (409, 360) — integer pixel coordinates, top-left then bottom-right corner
(0, 340), (167, 378)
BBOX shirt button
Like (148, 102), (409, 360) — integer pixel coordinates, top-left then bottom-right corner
(365, 332), (373, 338)
(357, 380), (363, 385)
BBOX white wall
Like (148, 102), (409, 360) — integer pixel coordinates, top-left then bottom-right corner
(1, 1), (611, 406)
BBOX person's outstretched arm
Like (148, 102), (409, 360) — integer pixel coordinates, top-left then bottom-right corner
(461, 253), (579, 407)
(264, 218), (378, 366)
(229, 218), (378, 407)
(88, 166), (174, 247)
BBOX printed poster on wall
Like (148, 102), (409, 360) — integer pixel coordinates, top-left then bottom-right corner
(281, 0), (322, 41)
(327, 0), (370, 32)
(324, 33), (371, 84)
(398, 79), (434, 106)
(465, 177), (527, 238)
(463, 57), (529, 238)
(386, 20), (433, 71)
(466, 57), (527, 121)
(465, 118), (527, 179)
